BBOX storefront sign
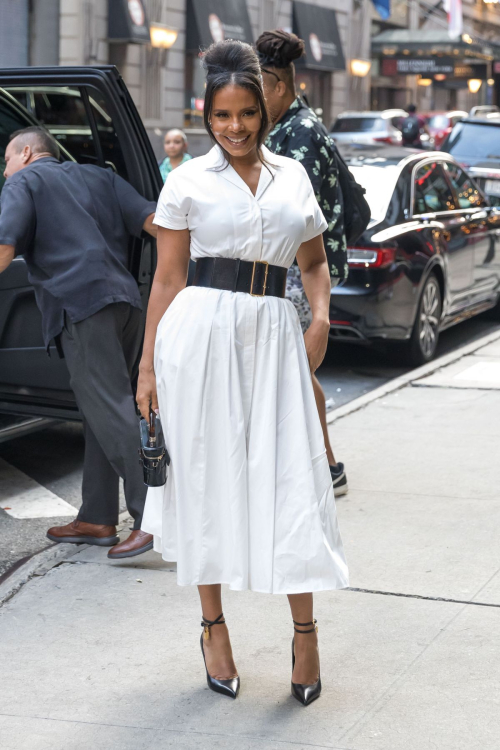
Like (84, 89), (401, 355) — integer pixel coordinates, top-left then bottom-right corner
(293, 1), (345, 72)
(382, 57), (454, 76)
(108, 0), (150, 44)
(454, 63), (487, 79)
(186, 0), (253, 49)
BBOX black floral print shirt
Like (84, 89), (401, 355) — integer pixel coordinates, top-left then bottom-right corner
(266, 97), (348, 281)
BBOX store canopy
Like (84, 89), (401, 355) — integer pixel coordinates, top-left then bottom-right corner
(293, 1), (345, 72)
(108, 0), (151, 44)
(186, 0), (253, 50)
(372, 29), (500, 61)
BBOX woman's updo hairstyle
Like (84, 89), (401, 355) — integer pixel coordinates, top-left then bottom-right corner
(202, 39), (271, 167)
(255, 30), (305, 92)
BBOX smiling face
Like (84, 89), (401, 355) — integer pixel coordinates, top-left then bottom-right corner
(209, 84), (262, 160)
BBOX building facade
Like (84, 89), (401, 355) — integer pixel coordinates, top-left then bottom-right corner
(370, 0), (500, 114)
(0, 0), (372, 157)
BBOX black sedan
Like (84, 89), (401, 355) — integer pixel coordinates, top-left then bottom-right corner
(331, 145), (500, 364)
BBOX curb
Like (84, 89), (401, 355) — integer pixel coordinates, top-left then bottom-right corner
(326, 327), (500, 425)
(0, 511), (133, 608)
(0, 543), (80, 607)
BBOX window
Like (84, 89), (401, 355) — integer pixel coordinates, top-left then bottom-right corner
(349, 164), (400, 223)
(331, 117), (384, 133)
(414, 162), (455, 215)
(443, 122), (500, 161)
(294, 70), (330, 122)
(8, 90), (29, 109)
(184, 51), (206, 128)
(88, 89), (128, 179)
(4, 85), (128, 179)
(443, 162), (486, 209)
(34, 91), (88, 126)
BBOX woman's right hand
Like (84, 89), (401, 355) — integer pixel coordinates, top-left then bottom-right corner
(136, 364), (158, 420)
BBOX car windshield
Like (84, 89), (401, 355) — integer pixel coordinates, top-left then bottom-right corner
(427, 115), (449, 129)
(349, 164), (400, 222)
(332, 117), (384, 133)
(444, 122), (500, 159)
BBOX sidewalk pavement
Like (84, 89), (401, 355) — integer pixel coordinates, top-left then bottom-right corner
(1, 335), (500, 750)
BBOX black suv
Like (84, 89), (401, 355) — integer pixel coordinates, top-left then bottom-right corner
(0, 67), (162, 421)
(441, 117), (500, 205)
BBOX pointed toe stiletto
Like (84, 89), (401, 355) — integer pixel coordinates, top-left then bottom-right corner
(200, 613), (240, 699)
(291, 619), (321, 707)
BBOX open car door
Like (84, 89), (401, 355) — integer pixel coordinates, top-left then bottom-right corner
(0, 66), (162, 420)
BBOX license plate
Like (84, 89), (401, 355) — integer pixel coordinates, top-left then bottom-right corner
(485, 179), (500, 197)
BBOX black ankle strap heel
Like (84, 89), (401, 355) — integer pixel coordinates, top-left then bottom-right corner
(200, 612), (240, 699)
(291, 619), (321, 706)
(293, 619), (318, 634)
(201, 612), (226, 641)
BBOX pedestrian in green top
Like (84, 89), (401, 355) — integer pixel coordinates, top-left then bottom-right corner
(159, 128), (192, 182)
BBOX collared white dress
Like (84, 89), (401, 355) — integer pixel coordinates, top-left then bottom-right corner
(141, 145), (348, 594)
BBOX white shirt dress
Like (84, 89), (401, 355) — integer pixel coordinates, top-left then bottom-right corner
(141, 145), (349, 595)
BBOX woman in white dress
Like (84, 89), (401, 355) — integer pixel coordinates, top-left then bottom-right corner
(137, 40), (348, 706)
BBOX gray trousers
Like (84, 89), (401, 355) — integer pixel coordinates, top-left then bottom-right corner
(60, 302), (147, 529)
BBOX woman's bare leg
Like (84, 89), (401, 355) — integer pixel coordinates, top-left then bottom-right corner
(312, 374), (336, 466)
(198, 584), (238, 680)
(287, 592), (320, 685)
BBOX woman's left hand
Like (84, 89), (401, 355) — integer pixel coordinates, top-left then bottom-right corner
(304, 319), (330, 373)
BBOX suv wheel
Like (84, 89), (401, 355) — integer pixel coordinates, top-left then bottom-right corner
(407, 274), (442, 366)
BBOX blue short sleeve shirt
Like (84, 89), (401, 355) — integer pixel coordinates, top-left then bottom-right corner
(0, 158), (156, 349)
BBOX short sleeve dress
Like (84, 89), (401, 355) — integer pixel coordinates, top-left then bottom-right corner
(141, 145), (348, 595)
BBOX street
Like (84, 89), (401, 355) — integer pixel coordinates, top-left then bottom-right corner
(1, 314), (499, 581)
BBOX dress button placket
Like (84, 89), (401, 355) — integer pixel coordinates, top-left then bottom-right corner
(243, 194), (263, 437)
(254, 195), (263, 261)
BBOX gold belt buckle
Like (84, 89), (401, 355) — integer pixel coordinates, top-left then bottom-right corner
(250, 260), (269, 297)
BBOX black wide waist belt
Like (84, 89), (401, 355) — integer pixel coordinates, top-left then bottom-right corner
(193, 257), (287, 298)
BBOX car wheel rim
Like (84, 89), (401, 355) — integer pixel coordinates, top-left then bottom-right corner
(419, 281), (440, 358)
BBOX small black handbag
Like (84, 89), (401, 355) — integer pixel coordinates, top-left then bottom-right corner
(139, 411), (170, 487)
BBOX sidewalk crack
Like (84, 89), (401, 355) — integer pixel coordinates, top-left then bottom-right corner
(340, 566), (500, 743)
(347, 586), (500, 608)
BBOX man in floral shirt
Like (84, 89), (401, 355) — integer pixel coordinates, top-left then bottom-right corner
(257, 29), (348, 496)
(265, 97), (347, 282)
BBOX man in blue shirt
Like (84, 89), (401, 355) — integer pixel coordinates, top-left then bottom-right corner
(0, 126), (157, 558)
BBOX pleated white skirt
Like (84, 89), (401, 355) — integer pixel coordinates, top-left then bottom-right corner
(141, 285), (348, 594)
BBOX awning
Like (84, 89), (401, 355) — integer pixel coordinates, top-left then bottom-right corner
(108, 0), (151, 44)
(293, 1), (345, 72)
(372, 29), (500, 61)
(186, 0), (253, 50)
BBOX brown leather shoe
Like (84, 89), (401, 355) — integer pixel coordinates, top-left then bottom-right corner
(47, 520), (119, 546)
(107, 530), (154, 559)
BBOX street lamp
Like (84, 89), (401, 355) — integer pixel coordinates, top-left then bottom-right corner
(350, 59), (371, 77)
(468, 79), (483, 93)
(150, 23), (178, 49)
(417, 78), (433, 87)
